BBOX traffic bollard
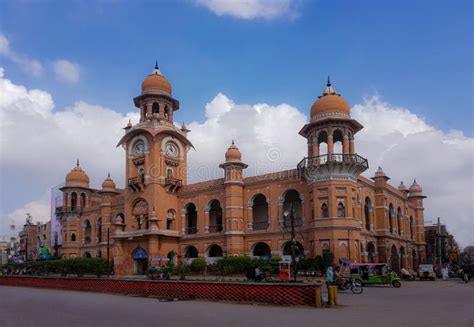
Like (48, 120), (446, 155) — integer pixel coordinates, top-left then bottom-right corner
(315, 287), (322, 308)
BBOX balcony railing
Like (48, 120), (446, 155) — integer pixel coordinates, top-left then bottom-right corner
(165, 177), (183, 192)
(252, 221), (269, 230)
(283, 218), (303, 228)
(186, 227), (198, 235)
(55, 206), (82, 215)
(208, 224), (223, 233)
(297, 153), (369, 170)
(128, 176), (144, 192)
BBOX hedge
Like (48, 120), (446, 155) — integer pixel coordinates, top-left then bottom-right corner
(2, 258), (113, 277)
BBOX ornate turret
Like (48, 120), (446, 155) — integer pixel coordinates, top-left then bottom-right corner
(408, 179), (425, 198)
(298, 78), (368, 182)
(219, 141), (248, 182)
(100, 173), (119, 194)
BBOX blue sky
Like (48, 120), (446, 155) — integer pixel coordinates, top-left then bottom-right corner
(1, 0), (472, 133)
(0, 0), (473, 245)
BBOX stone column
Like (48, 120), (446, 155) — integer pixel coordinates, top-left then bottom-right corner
(343, 134), (349, 154)
(349, 138), (355, 154)
(327, 135), (334, 154)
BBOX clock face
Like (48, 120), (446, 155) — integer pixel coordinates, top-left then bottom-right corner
(165, 143), (178, 157)
(134, 142), (145, 156)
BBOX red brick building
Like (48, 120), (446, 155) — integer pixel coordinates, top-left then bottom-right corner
(56, 65), (427, 275)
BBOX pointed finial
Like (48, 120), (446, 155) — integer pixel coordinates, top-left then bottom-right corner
(155, 60), (159, 69)
(232, 140), (235, 145)
(327, 75), (331, 86)
(107, 172), (110, 178)
(76, 159), (80, 167)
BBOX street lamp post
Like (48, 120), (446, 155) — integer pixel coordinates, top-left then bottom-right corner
(284, 205), (297, 282)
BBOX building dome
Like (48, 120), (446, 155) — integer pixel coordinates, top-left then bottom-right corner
(65, 160), (89, 188)
(141, 62), (172, 96)
(398, 181), (408, 192)
(310, 78), (350, 122)
(101, 173), (116, 191)
(225, 141), (242, 162)
(409, 179), (423, 194)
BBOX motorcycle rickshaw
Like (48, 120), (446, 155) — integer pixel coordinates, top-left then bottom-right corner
(350, 263), (401, 288)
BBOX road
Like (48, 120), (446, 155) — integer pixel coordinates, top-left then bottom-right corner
(0, 280), (472, 327)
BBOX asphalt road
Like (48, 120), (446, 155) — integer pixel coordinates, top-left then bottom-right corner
(0, 280), (472, 327)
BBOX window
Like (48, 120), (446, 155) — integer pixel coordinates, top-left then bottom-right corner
(252, 194), (268, 230)
(185, 203), (198, 234)
(71, 192), (77, 211)
(337, 202), (345, 218)
(166, 210), (175, 230)
(321, 203), (329, 218)
(152, 102), (159, 114)
(97, 218), (102, 242)
(84, 220), (92, 243)
(388, 204), (394, 233)
(71, 233), (76, 242)
(283, 189), (303, 226)
(397, 207), (402, 236)
(80, 193), (86, 208)
(364, 197), (371, 230)
(208, 200), (223, 232)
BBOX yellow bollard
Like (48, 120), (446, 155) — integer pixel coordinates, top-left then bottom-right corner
(315, 287), (322, 308)
(328, 285), (335, 306)
(333, 286), (338, 306)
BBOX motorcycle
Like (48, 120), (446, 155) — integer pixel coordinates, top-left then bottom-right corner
(330, 277), (363, 294)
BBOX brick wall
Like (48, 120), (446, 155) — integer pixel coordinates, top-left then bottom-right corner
(0, 277), (318, 307)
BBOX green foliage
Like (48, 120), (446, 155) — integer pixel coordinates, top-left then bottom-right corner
(174, 262), (189, 280)
(216, 256), (252, 275)
(2, 258), (113, 277)
(189, 258), (207, 273)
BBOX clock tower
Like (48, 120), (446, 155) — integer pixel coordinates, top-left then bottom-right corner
(115, 63), (193, 270)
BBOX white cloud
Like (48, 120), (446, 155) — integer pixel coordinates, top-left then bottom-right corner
(0, 33), (43, 77)
(0, 68), (472, 247)
(194, 0), (300, 20)
(53, 60), (80, 83)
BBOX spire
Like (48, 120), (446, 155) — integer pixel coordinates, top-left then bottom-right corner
(322, 76), (337, 96)
(107, 172), (111, 178)
(151, 60), (162, 75)
(232, 140), (235, 145)
(76, 159), (79, 167)
(155, 60), (159, 70)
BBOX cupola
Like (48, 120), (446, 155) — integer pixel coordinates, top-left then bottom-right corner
(65, 160), (90, 188)
(141, 61), (172, 96)
(225, 140), (242, 162)
(310, 77), (350, 122)
(101, 173), (117, 192)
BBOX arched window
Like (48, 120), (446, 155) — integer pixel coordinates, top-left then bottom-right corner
(333, 129), (344, 159)
(397, 207), (402, 236)
(184, 246), (198, 258)
(252, 194), (268, 230)
(132, 199), (148, 231)
(364, 197), (371, 230)
(283, 189), (302, 226)
(144, 215), (149, 229)
(164, 105), (169, 119)
(337, 202), (345, 218)
(388, 204), (394, 233)
(152, 102), (159, 114)
(317, 130), (328, 157)
(84, 220), (92, 244)
(166, 209), (175, 230)
(367, 242), (376, 263)
(80, 193), (86, 208)
(71, 192), (77, 211)
(96, 218), (102, 242)
(71, 233), (76, 242)
(321, 203), (329, 218)
(185, 203), (198, 234)
(253, 242), (271, 259)
(410, 216), (414, 240)
(282, 241), (304, 258)
(208, 244), (223, 258)
(208, 200), (223, 232)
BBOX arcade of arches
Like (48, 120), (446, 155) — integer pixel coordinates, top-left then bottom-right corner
(56, 65), (427, 275)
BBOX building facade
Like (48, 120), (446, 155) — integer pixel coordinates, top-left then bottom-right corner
(56, 65), (427, 275)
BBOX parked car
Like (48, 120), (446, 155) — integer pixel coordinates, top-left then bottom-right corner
(418, 264), (436, 280)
